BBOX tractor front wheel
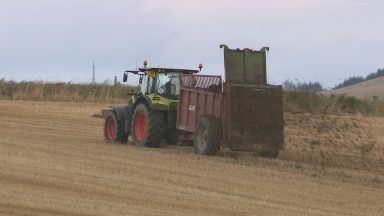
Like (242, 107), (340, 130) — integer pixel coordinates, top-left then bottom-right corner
(194, 115), (221, 155)
(131, 103), (164, 147)
(103, 110), (128, 144)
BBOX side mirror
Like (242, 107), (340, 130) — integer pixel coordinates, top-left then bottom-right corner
(123, 73), (128, 82)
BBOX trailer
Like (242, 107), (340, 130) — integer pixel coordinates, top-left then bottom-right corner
(176, 45), (284, 156)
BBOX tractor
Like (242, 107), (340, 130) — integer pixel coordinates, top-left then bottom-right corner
(102, 45), (284, 157)
(102, 62), (199, 147)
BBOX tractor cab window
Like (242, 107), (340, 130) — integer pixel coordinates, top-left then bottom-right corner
(157, 73), (180, 99)
(140, 75), (148, 95)
(140, 75), (155, 95)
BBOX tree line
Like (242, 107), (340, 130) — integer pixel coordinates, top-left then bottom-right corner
(282, 67), (384, 92)
(283, 80), (324, 92)
(334, 68), (384, 89)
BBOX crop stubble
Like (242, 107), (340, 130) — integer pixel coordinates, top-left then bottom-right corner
(0, 100), (383, 216)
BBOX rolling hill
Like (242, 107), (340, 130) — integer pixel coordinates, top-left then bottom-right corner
(331, 76), (384, 100)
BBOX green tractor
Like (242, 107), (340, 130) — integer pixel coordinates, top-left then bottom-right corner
(102, 61), (201, 147)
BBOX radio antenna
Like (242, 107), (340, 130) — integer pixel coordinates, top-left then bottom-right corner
(92, 60), (96, 83)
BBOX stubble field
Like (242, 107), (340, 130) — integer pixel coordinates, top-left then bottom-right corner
(0, 100), (383, 216)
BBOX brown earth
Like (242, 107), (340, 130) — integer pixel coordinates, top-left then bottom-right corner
(0, 100), (383, 216)
(330, 76), (384, 100)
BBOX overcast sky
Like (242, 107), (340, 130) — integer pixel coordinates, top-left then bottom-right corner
(0, 0), (383, 87)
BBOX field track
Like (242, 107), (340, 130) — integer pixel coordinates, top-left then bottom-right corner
(0, 100), (383, 216)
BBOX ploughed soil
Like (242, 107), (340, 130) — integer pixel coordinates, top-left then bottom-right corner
(0, 100), (383, 216)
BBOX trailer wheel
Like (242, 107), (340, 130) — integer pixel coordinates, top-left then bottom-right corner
(194, 115), (221, 155)
(103, 110), (128, 144)
(131, 103), (164, 147)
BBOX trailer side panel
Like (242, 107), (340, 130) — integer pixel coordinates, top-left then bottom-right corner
(225, 83), (284, 152)
(177, 74), (222, 133)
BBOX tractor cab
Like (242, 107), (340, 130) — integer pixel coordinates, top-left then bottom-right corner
(123, 63), (200, 100)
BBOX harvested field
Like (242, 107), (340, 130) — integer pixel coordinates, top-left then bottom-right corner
(0, 100), (383, 216)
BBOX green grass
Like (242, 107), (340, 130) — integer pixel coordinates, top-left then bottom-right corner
(1, 79), (383, 117)
(0, 79), (134, 103)
(284, 91), (384, 117)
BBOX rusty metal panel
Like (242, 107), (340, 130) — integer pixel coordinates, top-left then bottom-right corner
(177, 74), (223, 133)
(186, 92), (198, 131)
(225, 83), (284, 152)
(220, 45), (268, 85)
(177, 89), (190, 130)
(180, 74), (221, 89)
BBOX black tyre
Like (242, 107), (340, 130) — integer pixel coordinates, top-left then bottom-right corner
(131, 103), (164, 147)
(165, 113), (178, 145)
(259, 151), (279, 159)
(104, 110), (128, 144)
(166, 133), (178, 145)
(194, 115), (221, 155)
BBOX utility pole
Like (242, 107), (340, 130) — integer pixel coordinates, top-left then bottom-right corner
(92, 60), (96, 83)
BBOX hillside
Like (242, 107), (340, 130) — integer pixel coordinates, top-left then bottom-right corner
(331, 76), (384, 100)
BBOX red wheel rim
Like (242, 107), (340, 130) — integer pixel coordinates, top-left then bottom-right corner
(134, 112), (147, 141)
(106, 116), (116, 140)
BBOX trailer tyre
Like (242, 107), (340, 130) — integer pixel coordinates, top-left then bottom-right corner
(131, 103), (164, 147)
(103, 110), (128, 144)
(194, 115), (221, 155)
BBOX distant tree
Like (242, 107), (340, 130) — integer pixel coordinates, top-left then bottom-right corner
(102, 79), (112, 84)
(334, 68), (384, 89)
(283, 80), (296, 91)
(366, 68), (384, 81)
(334, 76), (364, 89)
(283, 79), (324, 92)
(296, 82), (324, 91)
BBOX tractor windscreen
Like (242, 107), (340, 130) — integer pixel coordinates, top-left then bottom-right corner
(157, 73), (180, 99)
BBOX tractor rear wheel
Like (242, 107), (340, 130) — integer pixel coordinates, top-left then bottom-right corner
(131, 103), (164, 147)
(165, 113), (178, 145)
(103, 110), (128, 144)
(194, 115), (221, 155)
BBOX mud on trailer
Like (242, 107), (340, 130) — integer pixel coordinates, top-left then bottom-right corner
(102, 45), (284, 157)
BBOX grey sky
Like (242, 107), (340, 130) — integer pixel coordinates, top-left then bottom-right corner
(0, 0), (383, 87)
